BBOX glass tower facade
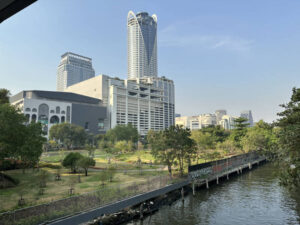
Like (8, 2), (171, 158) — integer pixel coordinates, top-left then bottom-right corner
(56, 52), (95, 91)
(127, 11), (157, 79)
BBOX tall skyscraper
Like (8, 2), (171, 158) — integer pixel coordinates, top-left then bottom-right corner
(240, 110), (254, 127)
(127, 11), (157, 79)
(56, 52), (95, 91)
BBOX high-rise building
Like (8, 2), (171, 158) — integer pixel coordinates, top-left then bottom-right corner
(56, 52), (95, 91)
(127, 11), (157, 79)
(65, 75), (174, 136)
(215, 109), (227, 123)
(240, 110), (254, 127)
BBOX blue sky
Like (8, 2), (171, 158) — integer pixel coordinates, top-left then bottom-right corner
(1, 0), (300, 122)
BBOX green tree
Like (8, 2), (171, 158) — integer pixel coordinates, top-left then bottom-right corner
(148, 130), (176, 178)
(49, 123), (87, 149)
(19, 122), (46, 172)
(276, 87), (300, 186)
(0, 89), (45, 172)
(0, 89), (10, 104)
(191, 130), (214, 163)
(78, 156), (96, 176)
(201, 125), (230, 144)
(165, 125), (196, 176)
(241, 120), (278, 154)
(62, 152), (83, 173)
(230, 117), (249, 149)
(106, 124), (138, 143)
(0, 104), (27, 161)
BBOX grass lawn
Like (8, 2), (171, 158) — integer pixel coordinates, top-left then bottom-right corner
(0, 166), (167, 212)
(41, 149), (160, 170)
(0, 148), (236, 213)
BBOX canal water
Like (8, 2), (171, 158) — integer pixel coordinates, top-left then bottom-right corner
(127, 163), (300, 225)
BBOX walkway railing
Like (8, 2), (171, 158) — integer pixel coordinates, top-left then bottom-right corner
(188, 151), (264, 181)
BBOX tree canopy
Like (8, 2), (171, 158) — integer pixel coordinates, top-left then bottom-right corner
(106, 124), (138, 143)
(0, 88), (10, 104)
(49, 123), (87, 149)
(62, 152), (83, 173)
(230, 117), (249, 149)
(0, 96), (46, 169)
(276, 87), (300, 186)
(148, 125), (196, 177)
(241, 120), (277, 154)
(78, 156), (96, 176)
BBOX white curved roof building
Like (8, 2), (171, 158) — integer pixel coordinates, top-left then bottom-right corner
(127, 11), (157, 79)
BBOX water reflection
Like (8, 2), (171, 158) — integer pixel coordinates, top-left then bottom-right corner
(127, 163), (300, 225)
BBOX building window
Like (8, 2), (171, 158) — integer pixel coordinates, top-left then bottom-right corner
(85, 122), (89, 130)
(32, 108), (37, 112)
(50, 115), (60, 124)
(66, 106), (71, 122)
(56, 106), (60, 114)
(98, 119), (104, 130)
(38, 104), (49, 124)
(38, 115), (48, 124)
(31, 114), (37, 122)
(61, 116), (65, 123)
(25, 108), (31, 112)
(50, 110), (55, 113)
(61, 110), (65, 114)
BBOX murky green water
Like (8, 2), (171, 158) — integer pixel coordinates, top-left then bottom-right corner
(128, 163), (300, 225)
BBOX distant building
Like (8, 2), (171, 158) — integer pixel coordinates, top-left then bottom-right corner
(127, 11), (157, 79)
(10, 90), (107, 138)
(56, 52), (95, 91)
(215, 109), (227, 123)
(175, 113), (181, 118)
(240, 110), (254, 127)
(65, 74), (175, 136)
(199, 114), (217, 128)
(218, 115), (237, 130)
(175, 114), (217, 130)
(175, 116), (196, 130)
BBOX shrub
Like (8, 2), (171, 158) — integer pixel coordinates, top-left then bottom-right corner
(38, 162), (62, 169)
(62, 152), (83, 173)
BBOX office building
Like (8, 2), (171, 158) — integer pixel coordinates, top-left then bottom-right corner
(240, 110), (254, 127)
(215, 109), (227, 123)
(175, 114), (217, 130)
(10, 90), (107, 138)
(65, 74), (174, 136)
(218, 115), (237, 130)
(56, 52), (95, 91)
(127, 11), (157, 79)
